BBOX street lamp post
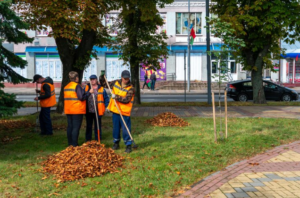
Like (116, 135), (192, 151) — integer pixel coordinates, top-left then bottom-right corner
(206, 0), (212, 104)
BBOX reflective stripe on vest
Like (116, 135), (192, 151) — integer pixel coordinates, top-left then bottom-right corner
(40, 83), (56, 108)
(97, 87), (105, 116)
(107, 81), (134, 116)
(64, 82), (86, 114)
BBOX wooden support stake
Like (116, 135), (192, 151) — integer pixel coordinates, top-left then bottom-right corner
(212, 92), (217, 143)
(225, 90), (228, 139)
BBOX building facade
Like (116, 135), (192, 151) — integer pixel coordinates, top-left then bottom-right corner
(7, 1), (260, 85)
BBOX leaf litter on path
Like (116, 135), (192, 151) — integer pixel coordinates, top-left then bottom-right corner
(41, 141), (124, 182)
(145, 112), (190, 127)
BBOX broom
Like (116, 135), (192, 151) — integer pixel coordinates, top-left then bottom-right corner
(35, 82), (40, 133)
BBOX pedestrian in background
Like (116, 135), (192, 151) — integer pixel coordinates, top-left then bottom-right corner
(150, 72), (156, 91)
(141, 72), (150, 90)
(64, 71), (86, 147)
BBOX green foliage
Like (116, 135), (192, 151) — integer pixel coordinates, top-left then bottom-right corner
(210, 0), (300, 71)
(0, 90), (23, 117)
(0, 1), (33, 117)
(15, 0), (118, 71)
(112, 0), (172, 70)
(206, 18), (245, 86)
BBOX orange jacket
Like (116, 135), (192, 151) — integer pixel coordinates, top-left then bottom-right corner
(40, 83), (56, 107)
(108, 81), (134, 116)
(64, 82), (86, 114)
(85, 85), (105, 116)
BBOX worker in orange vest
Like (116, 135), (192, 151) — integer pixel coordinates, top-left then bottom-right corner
(84, 74), (109, 141)
(33, 74), (56, 135)
(64, 71), (86, 146)
(107, 70), (135, 153)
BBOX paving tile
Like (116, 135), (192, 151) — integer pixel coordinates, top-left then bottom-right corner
(178, 141), (300, 198)
(241, 187), (257, 192)
(233, 188), (244, 193)
(231, 192), (250, 198)
(224, 193), (235, 198)
(250, 182), (265, 187)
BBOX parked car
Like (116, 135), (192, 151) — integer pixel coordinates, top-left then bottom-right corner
(226, 80), (299, 102)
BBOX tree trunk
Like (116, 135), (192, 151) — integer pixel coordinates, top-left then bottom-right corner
(130, 59), (141, 104)
(251, 67), (266, 104)
(251, 45), (270, 104)
(128, 10), (141, 105)
(54, 30), (97, 113)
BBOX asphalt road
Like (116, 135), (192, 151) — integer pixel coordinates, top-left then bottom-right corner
(16, 94), (231, 102)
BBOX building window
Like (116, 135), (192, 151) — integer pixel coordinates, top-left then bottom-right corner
(36, 26), (52, 36)
(176, 13), (202, 35)
(105, 13), (119, 35)
(230, 62), (236, 73)
(35, 53), (62, 81)
(212, 62), (218, 74)
(155, 13), (167, 34)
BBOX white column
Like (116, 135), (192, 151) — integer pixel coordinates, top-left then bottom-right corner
(281, 59), (287, 83)
(293, 58), (295, 84)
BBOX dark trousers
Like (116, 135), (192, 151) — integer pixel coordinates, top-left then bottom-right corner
(112, 113), (132, 146)
(151, 80), (156, 90)
(142, 81), (149, 89)
(67, 114), (83, 146)
(39, 107), (53, 135)
(85, 113), (102, 141)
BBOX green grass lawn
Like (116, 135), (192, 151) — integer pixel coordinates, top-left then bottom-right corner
(23, 101), (300, 108)
(1, 114), (300, 197)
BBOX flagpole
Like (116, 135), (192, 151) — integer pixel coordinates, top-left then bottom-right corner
(187, 0), (191, 92)
(206, 0), (212, 104)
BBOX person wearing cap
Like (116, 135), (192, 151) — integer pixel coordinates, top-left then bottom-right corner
(64, 71), (87, 147)
(33, 74), (56, 135)
(107, 70), (135, 153)
(84, 74), (109, 142)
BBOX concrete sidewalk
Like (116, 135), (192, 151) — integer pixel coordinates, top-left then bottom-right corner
(5, 87), (300, 95)
(17, 106), (300, 119)
(178, 140), (300, 198)
(4, 87), (223, 95)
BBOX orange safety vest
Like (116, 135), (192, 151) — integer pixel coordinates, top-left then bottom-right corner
(64, 82), (86, 114)
(85, 84), (105, 116)
(108, 81), (134, 116)
(40, 83), (56, 108)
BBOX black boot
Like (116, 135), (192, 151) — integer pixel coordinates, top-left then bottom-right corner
(125, 145), (132, 153)
(112, 143), (120, 150)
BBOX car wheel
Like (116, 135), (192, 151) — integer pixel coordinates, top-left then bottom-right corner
(282, 94), (291, 102)
(238, 93), (248, 102)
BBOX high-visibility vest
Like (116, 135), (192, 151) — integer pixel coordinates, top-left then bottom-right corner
(64, 82), (86, 114)
(40, 83), (56, 108)
(85, 84), (105, 116)
(108, 81), (134, 116)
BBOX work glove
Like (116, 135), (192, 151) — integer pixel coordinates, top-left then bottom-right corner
(105, 108), (110, 113)
(35, 89), (40, 94)
(111, 94), (116, 99)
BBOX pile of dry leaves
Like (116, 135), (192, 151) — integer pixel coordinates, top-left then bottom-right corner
(146, 112), (189, 127)
(0, 120), (34, 130)
(1, 136), (21, 143)
(41, 141), (124, 182)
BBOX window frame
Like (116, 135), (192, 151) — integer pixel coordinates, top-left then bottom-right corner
(105, 13), (119, 36)
(176, 12), (202, 35)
